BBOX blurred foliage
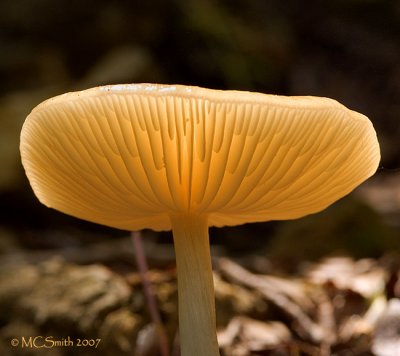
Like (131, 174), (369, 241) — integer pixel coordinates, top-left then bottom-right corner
(267, 197), (399, 270)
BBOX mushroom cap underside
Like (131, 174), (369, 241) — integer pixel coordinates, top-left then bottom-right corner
(20, 84), (380, 231)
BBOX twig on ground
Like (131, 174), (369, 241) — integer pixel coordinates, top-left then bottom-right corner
(131, 231), (170, 356)
(218, 257), (333, 344)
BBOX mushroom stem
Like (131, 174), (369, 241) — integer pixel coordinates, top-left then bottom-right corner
(170, 214), (220, 356)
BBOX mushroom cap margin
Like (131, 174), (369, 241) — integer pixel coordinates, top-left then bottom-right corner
(20, 84), (380, 231)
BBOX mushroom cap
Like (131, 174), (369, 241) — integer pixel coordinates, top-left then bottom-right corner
(20, 84), (380, 231)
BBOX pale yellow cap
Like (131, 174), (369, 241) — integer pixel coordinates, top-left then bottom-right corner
(20, 84), (380, 231)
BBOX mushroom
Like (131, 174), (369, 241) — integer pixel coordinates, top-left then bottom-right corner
(20, 84), (380, 356)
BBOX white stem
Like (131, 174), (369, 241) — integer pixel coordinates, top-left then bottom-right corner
(170, 214), (220, 356)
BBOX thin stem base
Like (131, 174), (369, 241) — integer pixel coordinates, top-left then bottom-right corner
(170, 214), (220, 356)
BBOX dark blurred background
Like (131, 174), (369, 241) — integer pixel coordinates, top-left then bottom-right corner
(1, 0), (400, 270)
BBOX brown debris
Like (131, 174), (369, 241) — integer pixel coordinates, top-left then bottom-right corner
(372, 298), (400, 356)
(218, 316), (291, 355)
(218, 257), (334, 344)
(0, 254), (397, 355)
